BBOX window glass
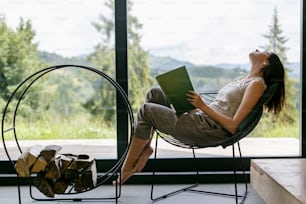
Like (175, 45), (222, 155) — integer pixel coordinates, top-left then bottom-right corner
(0, 0), (117, 160)
(129, 0), (301, 157)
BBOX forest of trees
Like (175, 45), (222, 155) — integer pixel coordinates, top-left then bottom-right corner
(0, 3), (299, 140)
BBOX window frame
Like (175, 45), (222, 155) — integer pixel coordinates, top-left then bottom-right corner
(0, 0), (304, 185)
(113, 0), (305, 183)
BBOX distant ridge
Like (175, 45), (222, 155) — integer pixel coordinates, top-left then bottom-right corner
(148, 55), (194, 70)
(37, 51), (93, 67)
(37, 51), (300, 79)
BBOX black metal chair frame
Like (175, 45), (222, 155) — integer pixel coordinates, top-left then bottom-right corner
(150, 84), (279, 204)
(151, 132), (250, 204)
(1, 65), (134, 204)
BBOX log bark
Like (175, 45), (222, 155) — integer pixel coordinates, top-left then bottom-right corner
(45, 158), (61, 179)
(14, 145), (47, 177)
(40, 145), (62, 163)
(74, 160), (97, 192)
(33, 172), (54, 198)
(52, 179), (68, 194)
(15, 145), (97, 197)
(15, 145), (62, 177)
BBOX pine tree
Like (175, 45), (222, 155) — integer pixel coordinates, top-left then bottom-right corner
(256, 7), (299, 137)
(85, 0), (153, 122)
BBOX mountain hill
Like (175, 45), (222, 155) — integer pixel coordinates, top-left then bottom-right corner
(37, 51), (299, 80)
(148, 55), (194, 70)
(37, 51), (93, 67)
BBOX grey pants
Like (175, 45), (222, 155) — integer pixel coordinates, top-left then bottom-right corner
(134, 87), (230, 146)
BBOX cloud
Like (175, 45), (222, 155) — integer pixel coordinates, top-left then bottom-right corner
(134, 0), (300, 64)
(0, 0), (301, 64)
(0, 0), (104, 56)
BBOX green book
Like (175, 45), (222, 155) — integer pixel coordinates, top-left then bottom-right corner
(155, 66), (195, 115)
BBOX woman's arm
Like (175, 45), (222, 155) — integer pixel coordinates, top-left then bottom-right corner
(187, 80), (265, 134)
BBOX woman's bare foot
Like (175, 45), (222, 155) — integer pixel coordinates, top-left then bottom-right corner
(113, 147), (153, 185)
(112, 137), (153, 185)
(133, 146), (153, 173)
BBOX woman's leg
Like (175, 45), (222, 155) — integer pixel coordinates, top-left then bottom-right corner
(133, 137), (153, 173)
(145, 87), (170, 107)
(131, 87), (170, 172)
(115, 104), (176, 185)
(114, 88), (175, 185)
(114, 136), (151, 185)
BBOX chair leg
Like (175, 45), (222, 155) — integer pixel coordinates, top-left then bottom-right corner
(150, 135), (248, 203)
(192, 148), (200, 183)
(230, 142), (248, 204)
(150, 134), (199, 202)
(237, 142), (248, 204)
(232, 143), (239, 204)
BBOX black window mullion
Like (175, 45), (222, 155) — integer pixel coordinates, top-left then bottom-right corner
(115, 0), (129, 158)
(302, 1), (306, 157)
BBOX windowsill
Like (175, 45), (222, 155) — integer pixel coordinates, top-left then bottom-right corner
(0, 137), (299, 161)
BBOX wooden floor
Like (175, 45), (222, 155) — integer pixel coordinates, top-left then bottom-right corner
(251, 159), (306, 204)
(0, 184), (266, 204)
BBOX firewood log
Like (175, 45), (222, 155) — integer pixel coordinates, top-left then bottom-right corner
(14, 145), (47, 177)
(40, 145), (62, 163)
(74, 160), (97, 192)
(45, 158), (61, 179)
(33, 172), (54, 197)
(52, 179), (68, 194)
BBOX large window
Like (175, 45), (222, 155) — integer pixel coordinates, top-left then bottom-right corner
(0, 0), (118, 161)
(129, 0), (301, 157)
(0, 0), (304, 180)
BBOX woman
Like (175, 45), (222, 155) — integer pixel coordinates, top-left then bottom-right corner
(114, 49), (285, 185)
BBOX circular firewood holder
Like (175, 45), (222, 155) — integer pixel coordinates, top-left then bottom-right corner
(1, 65), (134, 203)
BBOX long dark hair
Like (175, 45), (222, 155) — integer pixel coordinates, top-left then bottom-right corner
(260, 53), (285, 114)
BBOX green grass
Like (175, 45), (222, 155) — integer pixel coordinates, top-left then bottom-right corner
(3, 115), (299, 140)
(5, 116), (116, 140)
(251, 122), (299, 138)
(257, 125), (299, 138)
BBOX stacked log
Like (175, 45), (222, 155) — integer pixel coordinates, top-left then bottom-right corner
(14, 145), (97, 197)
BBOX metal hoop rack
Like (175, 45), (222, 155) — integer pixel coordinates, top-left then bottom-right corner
(1, 65), (134, 203)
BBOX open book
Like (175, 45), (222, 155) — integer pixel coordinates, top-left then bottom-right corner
(155, 66), (195, 115)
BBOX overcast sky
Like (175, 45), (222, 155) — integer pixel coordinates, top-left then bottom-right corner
(0, 0), (301, 64)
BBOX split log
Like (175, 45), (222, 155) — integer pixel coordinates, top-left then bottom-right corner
(15, 144), (98, 197)
(40, 145), (62, 163)
(59, 155), (78, 180)
(44, 158), (61, 179)
(52, 179), (68, 194)
(74, 160), (97, 192)
(63, 154), (92, 170)
(14, 145), (47, 177)
(33, 172), (54, 198)
(59, 154), (97, 192)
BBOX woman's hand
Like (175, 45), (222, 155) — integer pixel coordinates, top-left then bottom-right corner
(187, 90), (207, 109)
